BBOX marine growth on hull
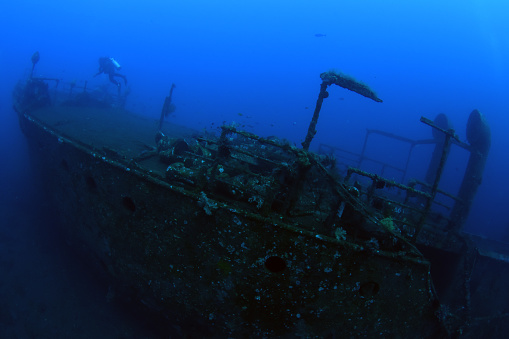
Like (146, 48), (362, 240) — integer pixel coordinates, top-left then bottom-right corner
(13, 52), (498, 337)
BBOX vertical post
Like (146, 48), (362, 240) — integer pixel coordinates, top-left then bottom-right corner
(159, 83), (176, 130)
(358, 130), (371, 169)
(414, 133), (452, 239)
(401, 143), (416, 183)
(69, 80), (76, 98)
(424, 113), (452, 186)
(450, 109), (491, 231)
(302, 81), (329, 150)
(218, 126), (232, 158)
(30, 51), (40, 79)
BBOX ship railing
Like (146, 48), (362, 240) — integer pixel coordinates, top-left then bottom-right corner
(31, 77), (128, 109)
(344, 167), (458, 238)
(319, 116), (469, 241)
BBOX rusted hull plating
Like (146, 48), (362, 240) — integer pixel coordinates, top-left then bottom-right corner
(19, 112), (444, 337)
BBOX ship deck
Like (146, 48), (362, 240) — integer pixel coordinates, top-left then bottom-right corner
(28, 106), (197, 176)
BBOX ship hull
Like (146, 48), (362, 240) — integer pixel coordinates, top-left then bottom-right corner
(18, 108), (444, 337)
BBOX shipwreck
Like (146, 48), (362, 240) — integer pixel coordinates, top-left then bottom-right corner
(12, 52), (508, 338)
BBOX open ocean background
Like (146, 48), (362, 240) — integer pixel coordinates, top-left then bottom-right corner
(1, 0), (508, 337)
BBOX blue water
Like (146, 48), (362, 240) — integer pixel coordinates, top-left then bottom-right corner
(1, 0), (508, 336)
